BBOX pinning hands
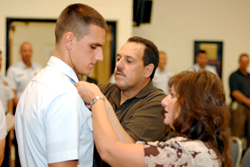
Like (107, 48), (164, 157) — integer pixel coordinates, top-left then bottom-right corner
(74, 81), (103, 105)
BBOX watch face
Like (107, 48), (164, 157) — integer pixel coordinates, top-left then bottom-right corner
(90, 96), (105, 109)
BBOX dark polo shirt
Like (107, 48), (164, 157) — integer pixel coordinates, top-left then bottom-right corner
(229, 69), (250, 102)
(99, 81), (170, 141)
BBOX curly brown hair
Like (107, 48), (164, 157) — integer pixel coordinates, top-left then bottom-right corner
(169, 70), (232, 167)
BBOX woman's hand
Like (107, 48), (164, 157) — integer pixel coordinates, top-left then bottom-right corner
(74, 81), (103, 104)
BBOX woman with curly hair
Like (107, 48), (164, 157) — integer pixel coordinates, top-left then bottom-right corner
(75, 70), (232, 167)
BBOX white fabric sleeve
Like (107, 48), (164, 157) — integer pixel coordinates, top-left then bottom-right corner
(45, 92), (81, 164)
(7, 86), (14, 100)
(0, 102), (7, 140)
(7, 68), (16, 90)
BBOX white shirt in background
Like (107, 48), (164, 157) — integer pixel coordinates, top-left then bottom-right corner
(153, 67), (173, 93)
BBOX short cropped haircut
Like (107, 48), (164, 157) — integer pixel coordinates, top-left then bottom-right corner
(127, 36), (159, 79)
(159, 51), (166, 55)
(169, 70), (232, 167)
(55, 3), (107, 43)
(239, 53), (249, 62)
(196, 50), (206, 57)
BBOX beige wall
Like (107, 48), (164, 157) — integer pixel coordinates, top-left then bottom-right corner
(133, 0), (250, 103)
(10, 22), (56, 68)
(0, 0), (133, 74)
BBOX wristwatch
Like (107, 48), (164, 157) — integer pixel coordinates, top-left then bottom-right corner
(90, 96), (105, 109)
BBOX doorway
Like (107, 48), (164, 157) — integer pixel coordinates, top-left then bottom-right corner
(6, 18), (116, 84)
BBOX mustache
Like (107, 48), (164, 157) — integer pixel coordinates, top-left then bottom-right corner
(115, 67), (126, 77)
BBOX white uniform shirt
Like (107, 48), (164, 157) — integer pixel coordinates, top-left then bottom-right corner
(192, 64), (218, 76)
(0, 101), (6, 140)
(153, 68), (173, 93)
(7, 61), (43, 98)
(0, 75), (14, 113)
(15, 56), (93, 167)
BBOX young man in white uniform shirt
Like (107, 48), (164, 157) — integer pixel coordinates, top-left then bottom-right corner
(7, 42), (42, 107)
(192, 50), (218, 76)
(15, 3), (107, 167)
(153, 51), (173, 93)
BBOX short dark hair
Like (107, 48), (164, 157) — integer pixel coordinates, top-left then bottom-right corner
(127, 36), (159, 79)
(239, 53), (249, 62)
(169, 70), (232, 167)
(0, 50), (1, 54)
(196, 50), (206, 57)
(55, 3), (107, 43)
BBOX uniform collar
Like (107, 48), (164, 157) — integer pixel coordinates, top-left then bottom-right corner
(47, 56), (79, 83)
(20, 60), (36, 69)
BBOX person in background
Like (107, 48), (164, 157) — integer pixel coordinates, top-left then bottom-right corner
(0, 50), (14, 167)
(7, 42), (42, 107)
(75, 70), (232, 167)
(192, 50), (218, 75)
(229, 53), (250, 149)
(7, 42), (42, 167)
(0, 50), (14, 116)
(15, 3), (107, 167)
(0, 101), (7, 166)
(152, 51), (173, 93)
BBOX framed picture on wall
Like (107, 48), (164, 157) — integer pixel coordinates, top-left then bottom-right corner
(194, 41), (223, 78)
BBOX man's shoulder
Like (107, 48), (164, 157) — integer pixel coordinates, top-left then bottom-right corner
(34, 66), (76, 94)
(32, 62), (43, 69)
(206, 64), (216, 70)
(7, 61), (22, 71)
(148, 86), (166, 98)
(140, 83), (167, 100)
(230, 70), (240, 78)
(165, 68), (173, 76)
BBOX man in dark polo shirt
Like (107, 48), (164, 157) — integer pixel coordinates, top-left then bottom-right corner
(96, 36), (170, 167)
(229, 53), (250, 149)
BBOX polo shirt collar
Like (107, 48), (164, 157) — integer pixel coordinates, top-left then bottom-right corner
(110, 81), (153, 107)
(237, 69), (250, 77)
(47, 56), (79, 83)
(134, 81), (154, 98)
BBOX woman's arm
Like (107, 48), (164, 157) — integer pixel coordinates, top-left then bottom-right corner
(75, 81), (133, 144)
(75, 81), (145, 167)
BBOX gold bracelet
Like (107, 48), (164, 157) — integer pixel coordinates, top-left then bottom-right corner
(90, 96), (105, 109)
